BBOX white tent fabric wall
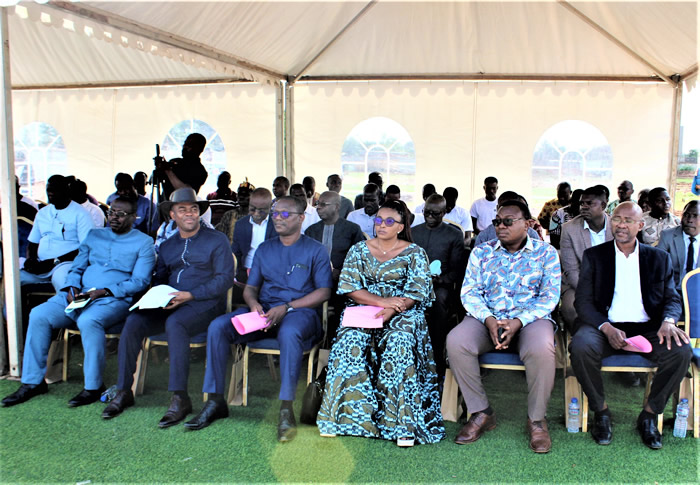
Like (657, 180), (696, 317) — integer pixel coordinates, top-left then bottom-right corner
(12, 83), (278, 200)
(293, 80), (674, 209)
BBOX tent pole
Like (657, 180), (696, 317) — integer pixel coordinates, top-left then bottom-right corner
(667, 83), (683, 202)
(0, 7), (23, 377)
(276, 82), (284, 177)
(285, 83), (295, 183)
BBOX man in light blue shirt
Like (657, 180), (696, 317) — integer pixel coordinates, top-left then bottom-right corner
(2, 197), (155, 408)
(447, 200), (560, 453)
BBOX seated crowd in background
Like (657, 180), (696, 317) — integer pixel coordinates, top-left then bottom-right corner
(1, 131), (697, 453)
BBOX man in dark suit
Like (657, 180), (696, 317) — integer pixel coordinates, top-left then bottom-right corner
(306, 191), (365, 337)
(657, 200), (699, 296)
(560, 186), (613, 332)
(412, 193), (466, 380)
(231, 188), (277, 284)
(570, 202), (691, 450)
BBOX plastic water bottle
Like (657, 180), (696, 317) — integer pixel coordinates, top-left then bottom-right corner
(673, 399), (689, 438)
(100, 385), (118, 403)
(567, 397), (580, 433)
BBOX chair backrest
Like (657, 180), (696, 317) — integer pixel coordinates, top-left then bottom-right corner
(682, 268), (700, 339)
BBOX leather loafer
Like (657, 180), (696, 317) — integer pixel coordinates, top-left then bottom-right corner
(1, 381), (48, 407)
(591, 412), (613, 445)
(158, 394), (192, 428)
(68, 385), (106, 408)
(102, 389), (134, 419)
(527, 418), (552, 453)
(277, 408), (297, 442)
(637, 412), (662, 450)
(454, 411), (497, 444)
(184, 399), (229, 430)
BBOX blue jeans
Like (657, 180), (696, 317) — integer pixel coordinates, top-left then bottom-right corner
(22, 292), (129, 390)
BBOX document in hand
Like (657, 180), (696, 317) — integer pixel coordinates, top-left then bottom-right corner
(622, 335), (652, 353)
(341, 305), (384, 329)
(231, 311), (269, 334)
(129, 285), (179, 311)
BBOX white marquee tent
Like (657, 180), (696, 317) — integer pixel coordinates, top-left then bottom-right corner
(1, 0), (698, 375)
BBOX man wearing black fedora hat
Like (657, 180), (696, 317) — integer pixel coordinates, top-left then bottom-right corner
(102, 188), (235, 427)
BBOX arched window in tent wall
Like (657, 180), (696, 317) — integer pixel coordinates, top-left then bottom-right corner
(531, 120), (614, 209)
(14, 122), (68, 200)
(341, 117), (417, 205)
(161, 119), (227, 196)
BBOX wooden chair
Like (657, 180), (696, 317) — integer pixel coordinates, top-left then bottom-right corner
(681, 268), (700, 437)
(230, 302), (328, 406)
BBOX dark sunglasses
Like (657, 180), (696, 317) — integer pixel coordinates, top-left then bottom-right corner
(424, 210), (444, 217)
(272, 210), (302, 219)
(373, 216), (402, 227)
(492, 217), (525, 227)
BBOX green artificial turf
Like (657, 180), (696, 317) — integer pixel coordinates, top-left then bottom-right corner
(0, 344), (698, 484)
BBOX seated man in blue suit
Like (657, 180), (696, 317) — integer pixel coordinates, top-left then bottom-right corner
(2, 197), (155, 408)
(231, 187), (277, 284)
(185, 196), (332, 442)
(657, 200), (698, 297)
(571, 202), (692, 450)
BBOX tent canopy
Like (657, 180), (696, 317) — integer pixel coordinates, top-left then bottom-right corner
(8, 1), (698, 89)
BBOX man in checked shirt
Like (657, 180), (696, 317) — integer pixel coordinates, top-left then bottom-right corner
(446, 199), (561, 454)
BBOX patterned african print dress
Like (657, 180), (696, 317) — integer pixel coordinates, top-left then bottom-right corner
(316, 242), (445, 444)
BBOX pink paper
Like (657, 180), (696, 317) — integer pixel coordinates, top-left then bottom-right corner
(342, 305), (384, 329)
(623, 335), (652, 353)
(231, 312), (269, 335)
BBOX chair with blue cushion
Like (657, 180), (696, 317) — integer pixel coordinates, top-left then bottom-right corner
(682, 268), (699, 437)
(235, 302), (328, 406)
(62, 321), (125, 382)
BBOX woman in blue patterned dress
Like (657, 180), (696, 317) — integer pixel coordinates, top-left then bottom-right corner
(317, 200), (445, 446)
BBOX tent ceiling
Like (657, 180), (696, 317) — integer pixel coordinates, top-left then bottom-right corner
(7, 1), (699, 88)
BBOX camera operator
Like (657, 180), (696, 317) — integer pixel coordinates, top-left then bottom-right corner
(156, 133), (209, 201)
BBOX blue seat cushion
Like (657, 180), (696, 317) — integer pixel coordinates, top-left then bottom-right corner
(248, 336), (319, 352)
(601, 353), (656, 368)
(479, 352), (524, 366)
(148, 331), (208, 345)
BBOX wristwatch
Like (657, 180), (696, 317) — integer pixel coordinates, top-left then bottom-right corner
(663, 317), (676, 325)
(53, 257), (61, 266)
(284, 302), (293, 313)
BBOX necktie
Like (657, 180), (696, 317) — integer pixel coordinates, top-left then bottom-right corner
(687, 236), (696, 273)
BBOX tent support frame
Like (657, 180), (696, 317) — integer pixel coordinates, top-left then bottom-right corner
(667, 84), (683, 200)
(1, 7), (22, 378)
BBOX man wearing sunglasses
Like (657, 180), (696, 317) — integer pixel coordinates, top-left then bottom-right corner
(186, 196), (332, 442)
(412, 194), (466, 381)
(2, 198), (155, 408)
(231, 188), (277, 284)
(447, 200), (561, 453)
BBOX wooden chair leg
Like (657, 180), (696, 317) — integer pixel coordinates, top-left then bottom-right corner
(564, 374), (582, 429)
(307, 347), (318, 385)
(582, 392), (589, 433)
(62, 330), (70, 382)
(693, 369), (699, 438)
(134, 340), (149, 396)
(266, 354), (278, 381)
(242, 347), (250, 406)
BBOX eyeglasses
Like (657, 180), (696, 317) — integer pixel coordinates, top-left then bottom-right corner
(373, 216), (402, 227)
(424, 210), (444, 217)
(249, 206), (270, 214)
(611, 216), (641, 225)
(107, 210), (134, 218)
(492, 217), (524, 227)
(272, 210), (302, 219)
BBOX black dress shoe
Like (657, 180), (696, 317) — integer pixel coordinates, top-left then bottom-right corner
(591, 412), (613, 445)
(184, 399), (229, 430)
(1, 381), (48, 407)
(277, 408), (297, 442)
(158, 394), (192, 428)
(637, 413), (662, 450)
(68, 385), (106, 408)
(102, 389), (134, 419)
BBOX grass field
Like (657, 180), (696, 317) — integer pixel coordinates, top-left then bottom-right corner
(0, 345), (698, 484)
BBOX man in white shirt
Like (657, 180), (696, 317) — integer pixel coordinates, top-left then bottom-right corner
(414, 183), (437, 215)
(290, 183), (320, 233)
(443, 186), (473, 241)
(347, 183), (381, 238)
(470, 176), (499, 234)
(570, 202), (691, 450)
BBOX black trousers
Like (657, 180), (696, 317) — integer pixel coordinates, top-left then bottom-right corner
(570, 322), (692, 414)
(426, 285), (459, 381)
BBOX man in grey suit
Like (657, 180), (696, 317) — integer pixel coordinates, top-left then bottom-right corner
(560, 186), (613, 332)
(657, 200), (699, 297)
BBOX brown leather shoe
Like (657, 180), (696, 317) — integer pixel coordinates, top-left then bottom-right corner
(158, 394), (192, 428)
(102, 389), (134, 419)
(527, 418), (552, 453)
(454, 411), (497, 444)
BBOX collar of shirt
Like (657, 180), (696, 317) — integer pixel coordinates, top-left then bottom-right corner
(493, 235), (534, 254)
(583, 218), (607, 235)
(250, 215), (270, 227)
(613, 238), (639, 258)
